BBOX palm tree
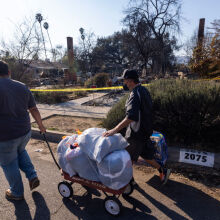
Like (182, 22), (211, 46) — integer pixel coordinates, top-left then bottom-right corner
(43, 22), (55, 61)
(36, 13), (47, 60)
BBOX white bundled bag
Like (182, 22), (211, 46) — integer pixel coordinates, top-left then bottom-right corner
(66, 147), (100, 181)
(57, 136), (76, 177)
(57, 135), (99, 181)
(77, 128), (129, 163)
(97, 150), (133, 190)
(65, 146), (81, 161)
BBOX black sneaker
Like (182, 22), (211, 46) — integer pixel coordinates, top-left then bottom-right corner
(160, 168), (171, 185)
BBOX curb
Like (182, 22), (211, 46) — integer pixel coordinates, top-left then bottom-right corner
(31, 128), (72, 143)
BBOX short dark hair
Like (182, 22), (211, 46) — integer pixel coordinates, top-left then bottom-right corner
(0, 60), (9, 76)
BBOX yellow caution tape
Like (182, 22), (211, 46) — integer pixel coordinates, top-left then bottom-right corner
(30, 77), (220, 93)
(30, 84), (150, 92)
(31, 86), (122, 92)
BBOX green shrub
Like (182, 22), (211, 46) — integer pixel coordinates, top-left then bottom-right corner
(33, 91), (69, 104)
(85, 73), (109, 88)
(73, 90), (87, 98)
(102, 79), (220, 152)
(94, 73), (109, 87)
(84, 77), (94, 88)
(102, 95), (128, 129)
(150, 80), (220, 149)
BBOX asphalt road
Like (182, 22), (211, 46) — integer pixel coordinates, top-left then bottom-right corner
(0, 140), (219, 220)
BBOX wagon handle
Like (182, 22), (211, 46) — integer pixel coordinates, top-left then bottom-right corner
(42, 133), (61, 170)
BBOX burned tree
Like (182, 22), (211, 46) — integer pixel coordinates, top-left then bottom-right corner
(123, 0), (181, 75)
(1, 16), (44, 83)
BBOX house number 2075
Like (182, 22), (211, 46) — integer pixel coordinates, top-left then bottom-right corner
(179, 149), (214, 167)
(184, 152), (207, 163)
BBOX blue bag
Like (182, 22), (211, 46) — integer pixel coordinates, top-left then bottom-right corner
(150, 131), (168, 166)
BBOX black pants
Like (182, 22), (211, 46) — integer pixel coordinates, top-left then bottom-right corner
(126, 138), (155, 162)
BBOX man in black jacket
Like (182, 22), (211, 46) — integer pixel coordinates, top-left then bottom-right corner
(103, 69), (170, 184)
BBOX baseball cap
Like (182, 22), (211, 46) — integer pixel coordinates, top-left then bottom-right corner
(118, 69), (139, 80)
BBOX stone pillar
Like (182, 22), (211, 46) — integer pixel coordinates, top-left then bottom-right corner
(67, 37), (76, 83)
(197, 18), (205, 47)
(67, 37), (74, 67)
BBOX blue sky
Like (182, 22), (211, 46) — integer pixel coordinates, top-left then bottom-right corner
(0, 0), (220, 55)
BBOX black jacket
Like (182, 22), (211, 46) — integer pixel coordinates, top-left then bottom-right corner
(125, 84), (153, 141)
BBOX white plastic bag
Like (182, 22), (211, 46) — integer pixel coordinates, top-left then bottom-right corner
(97, 150), (133, 190)
(65, 147), (81, 161)
(77, 128), (129, 163)
(65, 134), (78, 146)
(67, 147), (100, 181)
(65, 162), (76, 177)
(57, 136), (99, 181)
(57, 136), (76, 176)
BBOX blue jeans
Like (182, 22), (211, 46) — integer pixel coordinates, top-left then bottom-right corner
(0, 131), (37, 196)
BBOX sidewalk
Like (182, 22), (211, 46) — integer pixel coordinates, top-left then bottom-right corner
(31, 92), (111, 122)
(62, 92), (108, 105)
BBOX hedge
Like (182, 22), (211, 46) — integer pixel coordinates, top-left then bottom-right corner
(102, 79), (220, 152)
(33, 91), (69, 104)
(84, 73), (109, 88)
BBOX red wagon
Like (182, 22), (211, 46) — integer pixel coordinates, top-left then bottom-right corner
(43, 134), (134, 216)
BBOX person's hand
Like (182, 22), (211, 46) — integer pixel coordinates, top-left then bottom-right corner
(39, 124), (46, 134)
(103, 129), (117, 137)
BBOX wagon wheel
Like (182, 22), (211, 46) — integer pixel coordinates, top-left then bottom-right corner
(122, 183), (134, 196)
(103, 196), (122, 216)
(58, 181), (73, 198)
